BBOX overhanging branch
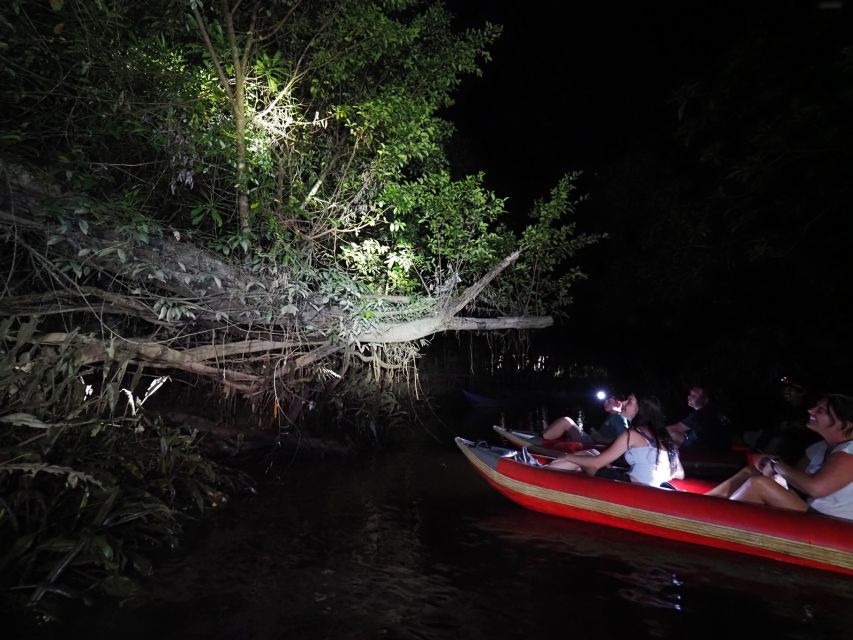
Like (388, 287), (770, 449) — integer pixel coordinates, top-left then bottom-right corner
(445, 250), (520, 317)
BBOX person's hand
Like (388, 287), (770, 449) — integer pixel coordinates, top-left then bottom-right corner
(667, 424), (691, 447)
(755, 455), (779, 477)
(604, 397), (623, 414)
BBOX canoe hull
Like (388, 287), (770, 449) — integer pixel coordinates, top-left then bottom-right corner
(456, 437), (853, 576)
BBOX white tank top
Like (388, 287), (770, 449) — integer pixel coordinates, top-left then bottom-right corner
(623, 429), (680, 486)
(804, 440), (853, 520)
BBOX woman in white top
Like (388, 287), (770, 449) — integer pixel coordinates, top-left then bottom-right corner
(706, 394), (853, 520)
(546, 393), (683, 487)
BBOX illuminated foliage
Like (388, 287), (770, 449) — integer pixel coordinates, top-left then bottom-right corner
(0, 1), (602, 611)
(0, 0), (595, 307)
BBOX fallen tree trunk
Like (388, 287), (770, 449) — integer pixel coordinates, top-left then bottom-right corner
(4, 206), (550, 396)
(30, 283), (551, 395)
(1, 180), (552, 407)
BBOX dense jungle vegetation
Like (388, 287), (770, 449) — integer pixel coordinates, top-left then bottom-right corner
(0, 0), (600, 616)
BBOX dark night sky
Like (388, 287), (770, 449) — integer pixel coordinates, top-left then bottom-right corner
(445, 0), (848, 212)
(443, 0), (695, 274)
(441, 0), (853, 410)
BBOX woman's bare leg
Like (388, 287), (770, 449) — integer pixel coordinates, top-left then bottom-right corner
(542, 416), (582, 441)
(704, 466), (758, 498)
(545, 449), (598, 472)
(546, 458), (582, 472)
(729, 476), (809, 511)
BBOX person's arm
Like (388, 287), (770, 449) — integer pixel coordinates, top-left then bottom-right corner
(771, 451), (853, 498)
(554, 430), (630, 475)
(667, 421), (690, 446)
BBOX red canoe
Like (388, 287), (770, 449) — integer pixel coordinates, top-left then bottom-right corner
(456, 437), (853, 576)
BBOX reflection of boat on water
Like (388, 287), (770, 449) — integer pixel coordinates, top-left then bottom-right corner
(493, 425), (746, 479)
(456, 436), (853, 576)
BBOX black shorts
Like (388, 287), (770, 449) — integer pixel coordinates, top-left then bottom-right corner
(595, 467), (630, 482)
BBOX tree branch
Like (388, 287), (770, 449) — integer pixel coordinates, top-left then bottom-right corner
(445, 250), (520, 317)
(190, 6), (234, 103)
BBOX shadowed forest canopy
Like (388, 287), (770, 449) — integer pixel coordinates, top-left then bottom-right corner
(569, 8), (853, 405)
(0, 0), (600, 429)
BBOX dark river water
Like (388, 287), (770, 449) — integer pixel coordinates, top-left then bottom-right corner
(18, 405), (853, 640)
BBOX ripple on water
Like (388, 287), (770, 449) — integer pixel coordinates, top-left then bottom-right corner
(26, 443), (853, 640)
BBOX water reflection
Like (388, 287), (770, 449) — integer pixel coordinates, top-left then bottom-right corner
(20, 435), (853, 640)
(468, 495), (853, 639)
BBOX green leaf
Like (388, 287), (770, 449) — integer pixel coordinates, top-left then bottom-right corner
(1, 532), (37, 565)
(100, 575), (141, 598)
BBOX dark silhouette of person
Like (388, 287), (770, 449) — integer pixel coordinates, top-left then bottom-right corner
(743, 378), (821, 463)
(667, 385), (732, 452)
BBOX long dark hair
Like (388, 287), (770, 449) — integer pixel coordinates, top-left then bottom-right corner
(630, 394), (679, 472)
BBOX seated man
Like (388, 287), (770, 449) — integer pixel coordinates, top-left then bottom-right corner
(542, 396), (628, 445)
(667, 385), (732, 451)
